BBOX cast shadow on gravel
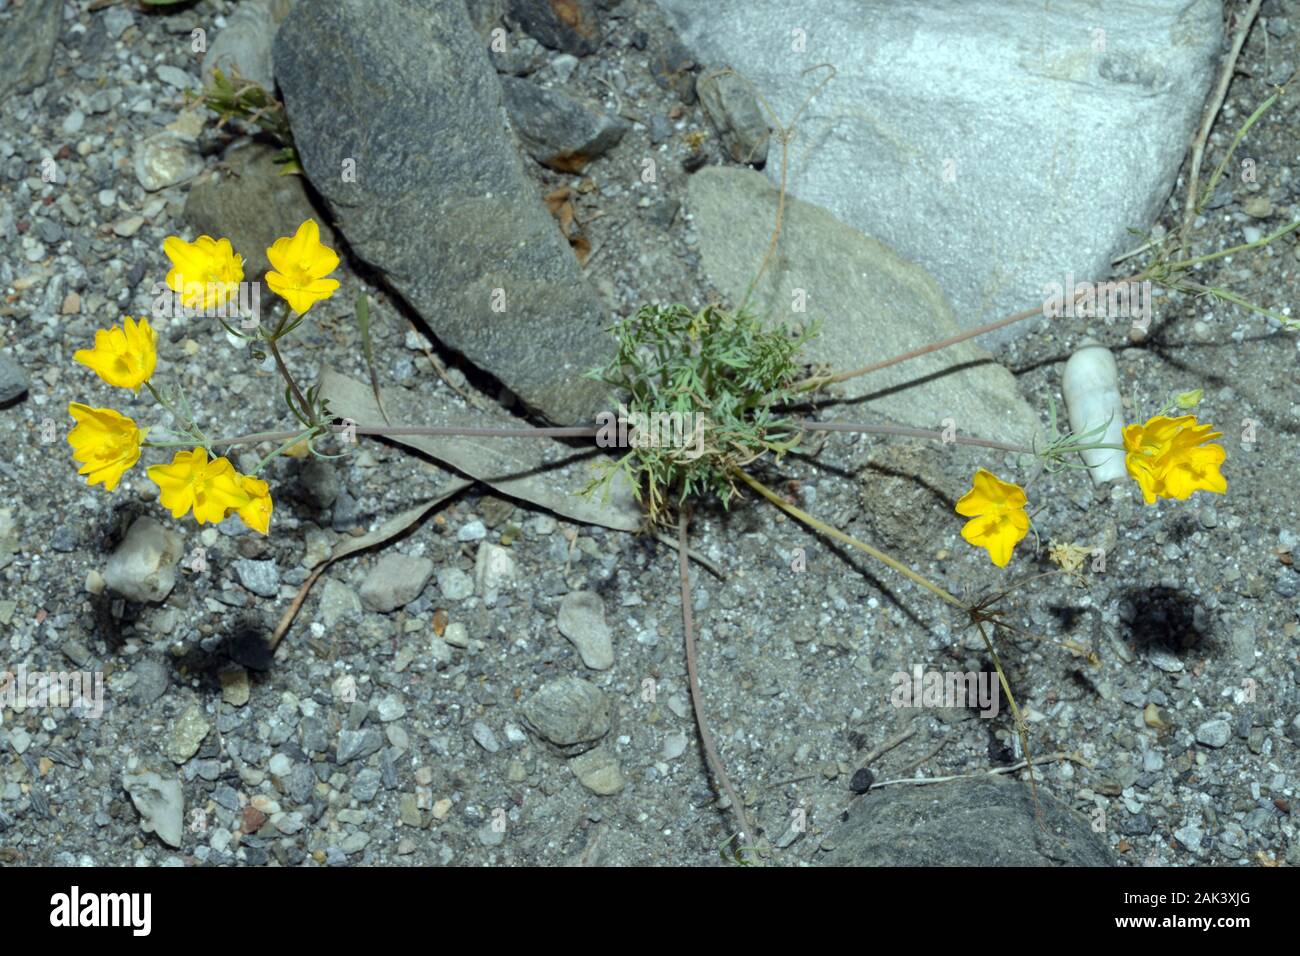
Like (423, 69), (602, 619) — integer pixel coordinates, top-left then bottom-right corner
(168, 616), (277, 695)
(1119, 584), (1218, 659)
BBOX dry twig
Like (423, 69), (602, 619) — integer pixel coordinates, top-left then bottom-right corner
(1178, 0), (1265, 256)
(677, 509), (756, 846)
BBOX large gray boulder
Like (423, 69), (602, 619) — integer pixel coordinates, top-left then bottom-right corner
(688, 167), (1041, 442)
(274, 0), (609, 423)
(655, 0), (1223, 343)
(821, 775), (1113, 866)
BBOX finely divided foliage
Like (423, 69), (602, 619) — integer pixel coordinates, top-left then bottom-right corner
(585, 302), (816, 523)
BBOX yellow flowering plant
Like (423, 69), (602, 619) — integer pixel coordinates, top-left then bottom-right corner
(72, 316), (157, 391)
(265, 219), (341, 315)
(955, 469), (1030, 568)
(66, 219), (344, 535)
(1123, 414), (1227, 505)
(939, 392), (1227, 571)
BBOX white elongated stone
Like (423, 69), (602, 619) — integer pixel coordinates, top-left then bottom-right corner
(122, 770), (184, 848)
(1062, 341), (1126, 484)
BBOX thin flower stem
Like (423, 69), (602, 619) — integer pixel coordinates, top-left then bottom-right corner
(1178, 0), (1265, 258)
(974, 618), (1040, 820)
(190, 424), (603, 446)
(144, 381), (208, 449)
(186, 420), (1035, 454)
(1165, 218), (1300, 271)
(788, 270), (1144, 395)
(266, 330), (313, 425)
(676, 508), (756, 847)
(733, 468), (968, 612)
(143, 438), (207, 449)
(805, 421), (1035, 456)
(250, 426), (321, 475)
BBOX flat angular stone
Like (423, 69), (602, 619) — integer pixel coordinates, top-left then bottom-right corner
(687, 167), (1041, 442)
(821, 775), (1113, 866)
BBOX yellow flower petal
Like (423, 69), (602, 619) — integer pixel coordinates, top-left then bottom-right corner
(73, 317), (157, 390)
(67, 403), (145, 491)
(1123, 414), (1226, 504)
(265, 219), (339, 315)
(955, 469), (1029, 568)
(164, 234), (245, 311)
(147, 447), (205, 518)
(234, 474), (273, 535)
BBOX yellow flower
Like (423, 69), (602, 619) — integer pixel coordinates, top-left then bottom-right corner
(74, 316), (157, 391)
(164, 234), (245, 311)
(1123, 414), (1227, 505)
(231, 472), (274, 535)
(146, 447), (247, 525)
(955, 468), (1030, 568)
(265, 219), (340, 314)
(67, 403), (146, 491)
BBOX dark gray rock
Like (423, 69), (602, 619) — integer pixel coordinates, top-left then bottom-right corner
(336, 728), (383, 764)
(507, 0), (602, 55)
(521, 675), (610, 755)
(696, 69), (768, 166)
(821, 776), (1113, 866)
(234, 559), (281, 598)
(0, 0), (62, 105)
(0, 353), (28, 404)
(184, 143), (335, 280)
(647, 33), (696, 103)
(288, 763), (315, 804)
(274, 0), (609, 423)
(501, 77), (629, 172)
(300, 717), (329, 756)
(298, 458), (341, 510)
(130, 660), (170, 707)
(465, 0), (508, 40)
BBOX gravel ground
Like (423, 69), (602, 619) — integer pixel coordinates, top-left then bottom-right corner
(0, 0), (1296, 867)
